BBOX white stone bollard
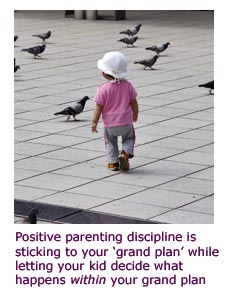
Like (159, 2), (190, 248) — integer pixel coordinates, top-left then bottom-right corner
(86, 10), (97, 20)
(74, 10), (85, 20)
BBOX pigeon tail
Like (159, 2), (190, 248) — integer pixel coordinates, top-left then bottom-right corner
(119, 30), (129, 35)
(54, 111), (64, 116)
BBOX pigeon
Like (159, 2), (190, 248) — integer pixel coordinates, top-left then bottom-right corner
(14, 58), (20, 73)
(119, 24), (142, 36)
(54, 96), (90, 121)
(21, 44), (46, 58)
(198, 80), (214, 94)
(134, 55), (159, 70)
(146, 42), (170, 55)
(118, 36), (138, 47)
(14, 35), (18, 42)
(32, 30), (51, 42)
(18, 208), (40, 224)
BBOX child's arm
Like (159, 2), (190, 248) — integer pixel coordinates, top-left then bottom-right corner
(131, 99), (139, 122)
(92, 104), (103, 133)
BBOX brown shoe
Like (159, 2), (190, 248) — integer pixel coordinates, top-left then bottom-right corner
(107, 162), (119, 171)
(118, 150), (130, 171)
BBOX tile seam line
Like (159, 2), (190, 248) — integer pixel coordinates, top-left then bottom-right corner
(71, 166), (214, 212)
(14, 105), (213, 136)
(148, 193), (214, 221)
(14, 124), (213, 164)
(15, 102), (213, 143)
(28, 159), (213, 205)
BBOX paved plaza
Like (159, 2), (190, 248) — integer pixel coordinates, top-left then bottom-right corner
(14, 10), (214, 224)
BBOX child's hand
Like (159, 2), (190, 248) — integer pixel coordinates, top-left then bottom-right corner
(92, 122), (98, 133)
(133, 114), (138, 122)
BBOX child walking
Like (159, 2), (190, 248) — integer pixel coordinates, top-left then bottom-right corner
(92, 51), (139, 171)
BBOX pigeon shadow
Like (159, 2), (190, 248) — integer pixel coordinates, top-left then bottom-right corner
(14, 75), (23, 80)
(57, 119), (89, 123)
(141, 68), (158, 71)
(25, 56), (48, 60)
(137, 37), (151, 40)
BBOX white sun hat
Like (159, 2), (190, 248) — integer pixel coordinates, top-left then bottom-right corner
(97, 51), (130, 79)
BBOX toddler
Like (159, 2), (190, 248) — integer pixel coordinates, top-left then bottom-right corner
(92, 51), (139, 171)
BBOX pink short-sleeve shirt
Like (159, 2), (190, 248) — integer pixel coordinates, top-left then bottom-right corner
(94, 80), (137, 127)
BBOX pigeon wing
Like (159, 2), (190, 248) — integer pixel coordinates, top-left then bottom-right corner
(55, 107), (74, 116)
(70, 103), (83, 115)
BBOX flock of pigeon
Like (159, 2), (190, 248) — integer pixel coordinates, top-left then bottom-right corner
(14, 30), (51, 73)
(117, 24), (214, 94)
(14, 23), (214, 223)
(14, 30), (91, 122)
(118, 24), (170, 70)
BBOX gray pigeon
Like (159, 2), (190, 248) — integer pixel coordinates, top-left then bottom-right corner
(18, 208), (40, 224)
(32, 30), (51, 42)
(146, 42), (170, 54)
(120, 24), (142, 36)
(54, 96), (90, 121)
(198, 80), (214, 94)
(21, 44), (46, 58)
(14, 58), (20, 73)
(134, 55), (159, 70)
(118, 36), (138, 47)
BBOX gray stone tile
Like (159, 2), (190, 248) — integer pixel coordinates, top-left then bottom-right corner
(14, 153), (29, 161)
(135, 133), (165, 146)
(104, 159), (206, 187)
(103, 167), (176, 189)
(159, 118), (212, 129)
(17, 173), (92, 191)
(117, 188), (202, 209)
(91, 199), (170, 220)
(53, 162), (117, 179)
(14, 156), (73, 172)
(187, 167), (214, 181)
(19, 121), (85, 134)
(40, 147), (102, 162)
(150, 209), (214, 224)
(194, 144), (214, 153)
(15, 101), (52, 111)
(136, 144), (183, 159)
(176, 129), (214, 141)
(147, 136), (210, 150)
(14, 118), (35, 127)
(137, 123), (186, 136)
(58, 126), (104, 139)
(14, 129), (48, 142)
(28, 134), (91, 147)
(167, 150), (213, 166)
(135, 113), (169, 125)
(72, 138), (105, 153)
(180, 196), (214, 215)
(14, 141), (60, 156)
(142, 107), (191, 118)
(166, 99), (213, 111)
(69, 180), (145, 199)
(36, 192), (111, 209)
(15, 168), (43, 182)
(15, 184), (56, 201)
(158, 177), (213, 196)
